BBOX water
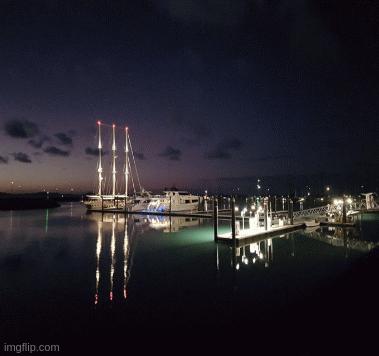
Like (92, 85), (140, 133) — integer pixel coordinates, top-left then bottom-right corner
(1, 203), (378, 351)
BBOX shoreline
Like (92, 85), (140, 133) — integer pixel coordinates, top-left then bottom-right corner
(0, 197), (61, 210)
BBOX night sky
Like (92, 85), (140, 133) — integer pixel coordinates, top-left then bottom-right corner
(0, 0), (378, 194)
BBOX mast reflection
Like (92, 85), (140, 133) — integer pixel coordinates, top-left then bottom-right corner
(94, 217), (103, 305)
(123, 218), (129, 300)
(93, 213), (141, 306)
(109, 215), (116, 301)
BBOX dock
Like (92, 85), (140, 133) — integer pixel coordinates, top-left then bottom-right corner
(217, 223), (305, 246)
(319, 221), (356, 228)
(88, 196), (360, 246)
(88, 208), (232, 220)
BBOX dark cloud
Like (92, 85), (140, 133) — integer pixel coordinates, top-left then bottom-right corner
(0, 155), (8, 164)
(182, 123), (212, 145)
(85, 147), (109, 156)
(12, 152), (32, 163)
(168, 106), (212, 145)
(251, 155), (292, 162)
(4, 119), (39, 139)
(28, 135), (50, 149)
(44, 146), (70, 156)
(159, 146), (182, 161)
(54, 132), (73, 145)
(205, 138), (243, 160)
(134, 152), (146, 160)
(153, 0), (247, 27)
(85, 147), (99, 156)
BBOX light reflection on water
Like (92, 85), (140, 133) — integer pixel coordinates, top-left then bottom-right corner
(0, 203), (378, 340)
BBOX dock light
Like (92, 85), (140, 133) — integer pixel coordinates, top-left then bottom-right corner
(235, 206), (239, 212)
(236, 263), (240, 270)
(346, 198), (353, 205)
(112, 123), (116, 128)
(326, 186), (330, 192)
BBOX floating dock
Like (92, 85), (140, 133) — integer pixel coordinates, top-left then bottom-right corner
(216, 223), (305, 246)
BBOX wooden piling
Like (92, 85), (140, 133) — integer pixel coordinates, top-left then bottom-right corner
(231, 197), (236, 243)
(289, 199), (294, 225)
(274, 196), (277, 212)
(213, 197), (218, 242)
(264, 198), (268, 231)
(342, 200), (347, 224)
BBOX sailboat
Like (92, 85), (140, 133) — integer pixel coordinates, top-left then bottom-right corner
(84, 121), (147, 211)
(84, 120), (200, 212)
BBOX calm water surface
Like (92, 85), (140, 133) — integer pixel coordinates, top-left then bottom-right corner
(1, 203), (378, 349)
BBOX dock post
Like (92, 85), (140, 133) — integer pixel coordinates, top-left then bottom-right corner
(213, 197), (218, 242)
(342, 200), (347, 224)
(101, 196), (104, 211)
(289, 199), (294, 225)
(264, 197), (268, 231)
(231, 197), (236, 243)
(274, 196), (277, 212)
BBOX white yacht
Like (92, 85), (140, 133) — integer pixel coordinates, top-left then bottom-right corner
(146, 189), (200, 212)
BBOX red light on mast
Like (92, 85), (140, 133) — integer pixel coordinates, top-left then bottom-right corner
(112, 123), (116, 128)
(97, 120), (101, 125)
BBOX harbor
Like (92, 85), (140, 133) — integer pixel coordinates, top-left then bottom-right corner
(1, 1), (379, 354)
(1, 203), (379, 352)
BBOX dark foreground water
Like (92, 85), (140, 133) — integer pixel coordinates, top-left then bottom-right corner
(1, 203), (378, 354)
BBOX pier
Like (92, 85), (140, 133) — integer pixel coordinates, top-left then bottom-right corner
(217, 223), (305, 246)
(87, 194), (363, 246)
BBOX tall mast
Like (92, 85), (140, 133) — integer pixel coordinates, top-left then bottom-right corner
(112, 124), (117, 197)
(125, 127), (129, 197)
(97, 121), (103, 196)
